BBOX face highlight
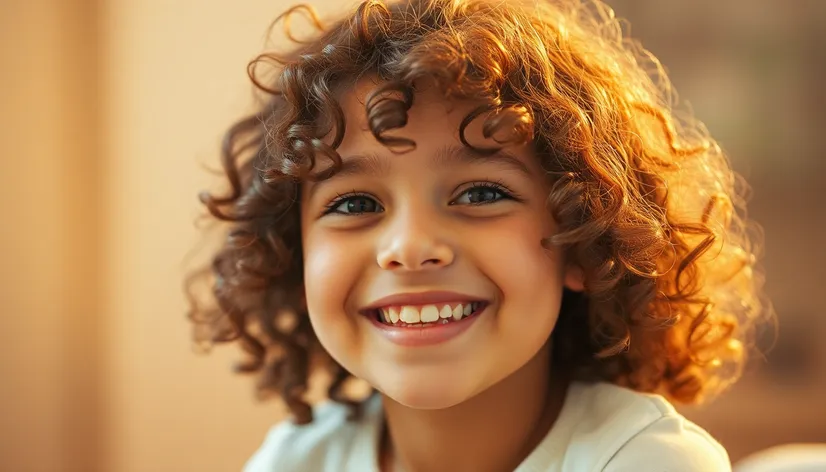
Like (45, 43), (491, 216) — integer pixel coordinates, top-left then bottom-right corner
(300, 77), (580, 409)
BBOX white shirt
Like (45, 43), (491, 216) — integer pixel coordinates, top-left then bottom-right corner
(244, 381), (731, 471)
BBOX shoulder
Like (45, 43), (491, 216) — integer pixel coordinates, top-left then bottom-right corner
(243, 396), (382, 472)
(561, 382), (730, 471)
(601, 413), (731, 471)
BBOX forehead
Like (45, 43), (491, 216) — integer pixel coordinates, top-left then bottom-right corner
(301, 75), (548, 199)
(331, 74), (536, 162)
(337, 76), (459, 141)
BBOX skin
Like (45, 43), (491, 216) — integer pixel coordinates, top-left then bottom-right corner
(301, 75), (584, 471)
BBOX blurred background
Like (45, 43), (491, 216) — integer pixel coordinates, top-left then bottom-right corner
(1, 0), (823, 470)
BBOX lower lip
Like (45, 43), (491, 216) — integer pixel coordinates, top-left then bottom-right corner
(366, 306), (486, 347)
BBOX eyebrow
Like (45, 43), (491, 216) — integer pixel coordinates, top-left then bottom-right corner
(307, 144), (532, 195)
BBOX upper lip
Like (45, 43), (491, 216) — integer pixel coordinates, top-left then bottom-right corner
(361, 291), (488, 312)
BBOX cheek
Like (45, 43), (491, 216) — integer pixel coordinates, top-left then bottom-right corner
(301, 223), (383, 378)
(302, 230), (364, 327)
(483, 216), (562, 288)
(477, 213), (565, 327)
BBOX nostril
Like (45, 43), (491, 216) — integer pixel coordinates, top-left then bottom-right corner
(385, 258), (444, 270)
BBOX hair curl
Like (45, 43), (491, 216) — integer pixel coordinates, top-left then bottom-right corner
(187, 0), (769, 424)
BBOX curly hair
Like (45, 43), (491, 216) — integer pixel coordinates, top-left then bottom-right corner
(187, 0), (769, 424)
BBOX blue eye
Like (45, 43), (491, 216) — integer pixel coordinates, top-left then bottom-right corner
(453, 183), (513, 205)
(324, 194), (383, 215)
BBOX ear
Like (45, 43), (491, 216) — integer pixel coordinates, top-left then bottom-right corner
(562, 264), (585, 292)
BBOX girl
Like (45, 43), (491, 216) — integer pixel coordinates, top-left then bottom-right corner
(188, 0), (768, 470)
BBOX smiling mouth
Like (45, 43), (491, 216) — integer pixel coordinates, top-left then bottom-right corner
(367, 301), (487, 327)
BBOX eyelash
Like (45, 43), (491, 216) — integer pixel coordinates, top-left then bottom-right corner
(321, 180), (521, 216)
(322, 190), (380, 216)
(454, 180), (521, 206)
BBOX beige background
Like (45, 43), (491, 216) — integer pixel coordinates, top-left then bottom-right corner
(1, 0), (824, 471)
(1, 0), (344, 471)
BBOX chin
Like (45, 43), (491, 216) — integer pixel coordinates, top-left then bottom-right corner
(382, 386), (469, 410)
(373, 368), (480, 410)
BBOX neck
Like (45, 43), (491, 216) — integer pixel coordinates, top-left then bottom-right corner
(379, 344), (568, 472)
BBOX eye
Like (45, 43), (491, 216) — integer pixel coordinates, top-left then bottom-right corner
(452, 182), (515, 206)
(323, 193), (383, 215)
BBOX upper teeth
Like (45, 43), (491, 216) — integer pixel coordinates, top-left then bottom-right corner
(379, 302), (479, 325)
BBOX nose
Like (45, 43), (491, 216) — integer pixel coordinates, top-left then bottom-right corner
(376, 206), (455, 271)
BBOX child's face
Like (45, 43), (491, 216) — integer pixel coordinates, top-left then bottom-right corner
(300, 76), (582, 409)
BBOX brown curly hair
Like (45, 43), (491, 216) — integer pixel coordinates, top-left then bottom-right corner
(187, 0), (769, 424)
